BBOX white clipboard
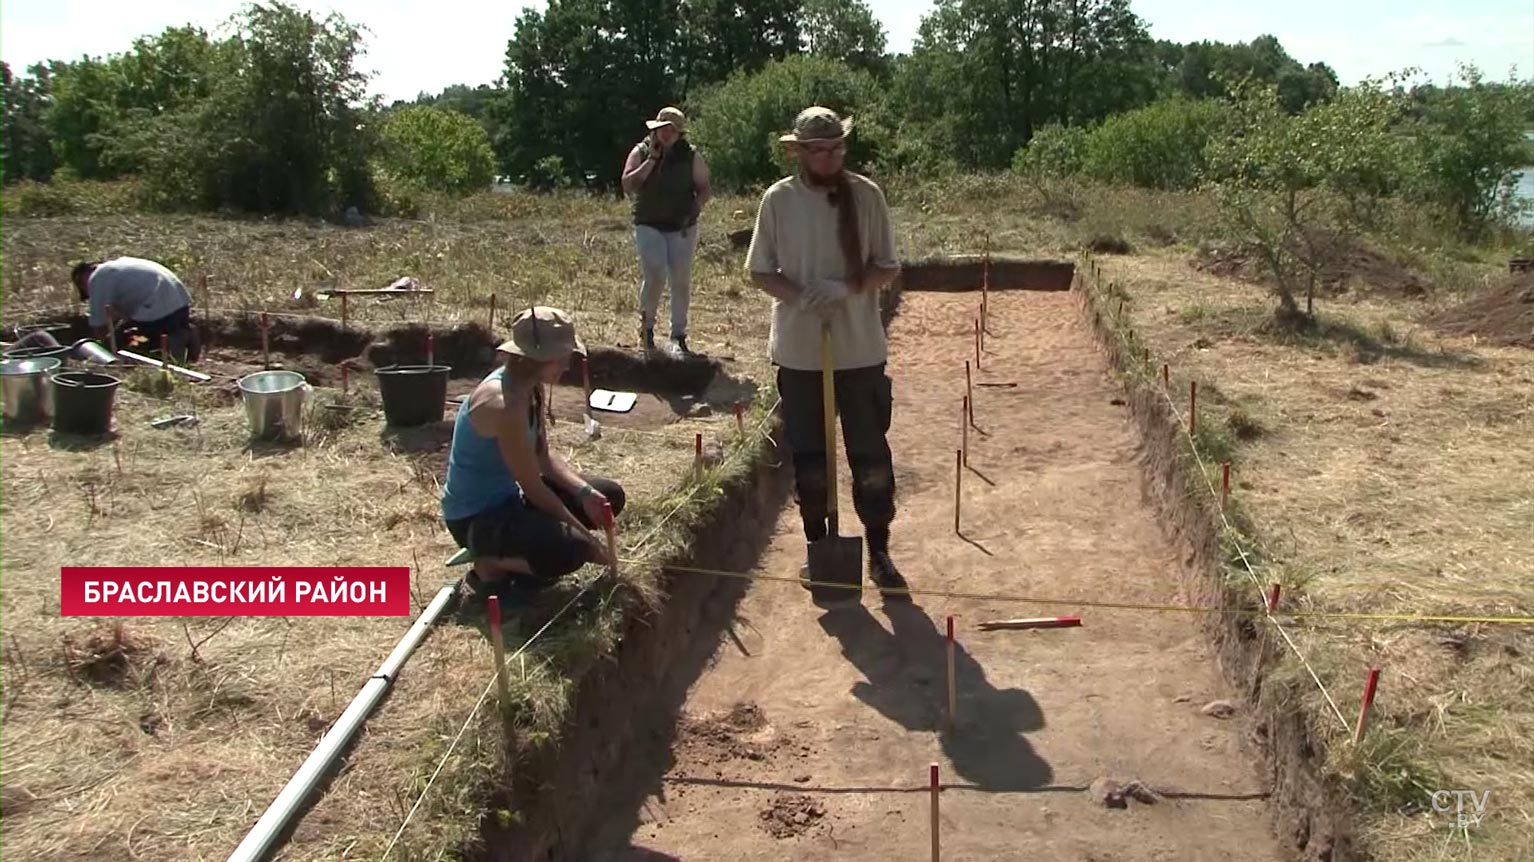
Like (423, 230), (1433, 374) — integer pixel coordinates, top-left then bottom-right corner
(589, 389), (638, 413)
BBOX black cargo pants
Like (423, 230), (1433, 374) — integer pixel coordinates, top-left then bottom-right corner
(776, 364), (896, 543)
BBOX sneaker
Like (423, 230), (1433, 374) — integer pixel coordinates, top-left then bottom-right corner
(640, 326), (657, 352)
(868, 552), (912, 601)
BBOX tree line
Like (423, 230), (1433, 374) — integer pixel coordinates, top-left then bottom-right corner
(2, 0), (1528, 240)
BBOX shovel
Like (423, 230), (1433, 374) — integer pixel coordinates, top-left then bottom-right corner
(804, 322), (863, 603)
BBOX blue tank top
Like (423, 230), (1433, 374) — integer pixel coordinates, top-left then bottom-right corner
(440, 368), (543, 522)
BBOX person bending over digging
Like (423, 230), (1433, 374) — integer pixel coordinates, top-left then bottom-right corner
(71, 256), (201, 361)
(745, 105), (907, 600)
(440, 306), (626, 607)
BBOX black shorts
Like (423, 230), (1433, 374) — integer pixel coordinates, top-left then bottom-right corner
(119, 306), (198, 361)
(445, 475), (626, 589)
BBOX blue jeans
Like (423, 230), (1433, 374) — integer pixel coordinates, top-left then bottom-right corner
(635, 224), (698, 340)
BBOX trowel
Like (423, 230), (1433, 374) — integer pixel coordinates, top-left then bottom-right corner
(803, 323), (863, 603)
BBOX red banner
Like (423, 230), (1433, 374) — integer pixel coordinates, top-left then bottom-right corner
(59, 567), (412, 617)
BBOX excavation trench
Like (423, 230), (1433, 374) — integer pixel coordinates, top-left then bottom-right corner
(464, 259), (1348, 862)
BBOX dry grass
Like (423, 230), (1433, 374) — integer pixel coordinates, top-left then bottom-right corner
(0, 191), (782, 860)
(1096, 249), (1534, 862)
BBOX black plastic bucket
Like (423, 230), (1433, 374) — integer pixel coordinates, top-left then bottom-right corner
(51, 371), (121, 435)
(375, 364), (450, 427)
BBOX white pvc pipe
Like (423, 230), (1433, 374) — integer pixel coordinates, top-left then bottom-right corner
(227, 584), (457, 862)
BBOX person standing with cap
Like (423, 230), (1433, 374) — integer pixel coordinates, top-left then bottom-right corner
(622, 106), (712, 358)
(440, 306), (627, 609)
(745, 105), (908, 599)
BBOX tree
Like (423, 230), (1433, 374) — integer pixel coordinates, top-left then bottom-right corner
(688, 54), (886, 191)
(2, 62), (57, 183)
(378, 105), (496, 194)
(1408, 65), (1534, 237)
(801, 0), (889, 77)
(1207, 77), (1408, 324)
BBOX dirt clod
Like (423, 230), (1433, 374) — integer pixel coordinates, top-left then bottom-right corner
(677, 702), (785, 766)
(1201, 700), (1236, 718)
(758, 794), (826, 838)
(62, 623), (164, 689)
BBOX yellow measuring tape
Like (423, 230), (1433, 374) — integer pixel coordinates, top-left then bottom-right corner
(621, 560), (1534, 627)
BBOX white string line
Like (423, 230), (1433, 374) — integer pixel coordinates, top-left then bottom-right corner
(379, 395), (780, 858)
(1083, 258), (1352, 732)
(377, 580), (594, 861)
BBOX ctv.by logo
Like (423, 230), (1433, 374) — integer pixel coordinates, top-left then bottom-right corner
(1429, 790), (1489, 829)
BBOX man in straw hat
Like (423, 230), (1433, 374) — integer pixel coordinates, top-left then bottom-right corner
(745, 105), (909, 600)
(622, 106), (713, 358)
(441, 305), (626, 609)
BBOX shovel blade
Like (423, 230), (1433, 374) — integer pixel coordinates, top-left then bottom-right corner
(805, 534), (863, 603)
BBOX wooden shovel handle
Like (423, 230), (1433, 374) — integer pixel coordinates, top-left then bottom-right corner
(821, 324), (839, 533)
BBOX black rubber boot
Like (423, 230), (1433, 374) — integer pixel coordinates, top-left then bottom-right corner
(868, 552), (912, 601)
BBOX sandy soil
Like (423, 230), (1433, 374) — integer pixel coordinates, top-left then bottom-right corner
(591, 290), (1283, 861)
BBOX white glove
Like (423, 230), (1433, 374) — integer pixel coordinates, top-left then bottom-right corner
(798, 278), (850, 314)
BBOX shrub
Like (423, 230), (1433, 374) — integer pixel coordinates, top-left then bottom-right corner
(1081, 97), (1230, 190)
(1011, 123), (1089, 178)
(377, 105), (495, 195)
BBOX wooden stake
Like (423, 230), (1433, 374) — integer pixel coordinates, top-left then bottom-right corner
(1220, 462), (1231, 507)
(1189, 380), (1198, 436)
(426, 332), (436, 367)
(341, 364), (349, 395)
(1354, 667), (1381, 744)
(961, 397), (969, 466)
(694, 432), (703, 465)
(973, 320), (981, 370)
(488, 294), (498, 332)
(1266, 583), (1282, 613)
(953, 449), (962, 534)
(946, 615), (957, 731)
(488, 596), (512, 719)
(964, 361), (973, 422)
(929, 763), (941, 862)
(341, 293), (349, 330)
(1162, 363), (1170, 389)
(260, 312), (270, 369)
(734, 401), (744, 434)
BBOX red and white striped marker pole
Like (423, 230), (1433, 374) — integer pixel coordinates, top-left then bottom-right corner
(1266, 583), (1282, 613)
(929, 763), (941, 861)
(487, 595), (512, 718)
(260, 312), (271, 369)
(946, 615), (957, 731)
(977, 616), (1084, 631)
(602, 499), (619, 579)
(1354, 667), (1381, 744)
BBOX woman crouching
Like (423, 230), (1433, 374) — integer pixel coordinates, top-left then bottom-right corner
(441, 306), (625, 606)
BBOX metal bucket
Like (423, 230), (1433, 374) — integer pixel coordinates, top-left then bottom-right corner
(1, 356), (63, 426)
(238, 370), (312, 441)
(3, 343), (74, 363)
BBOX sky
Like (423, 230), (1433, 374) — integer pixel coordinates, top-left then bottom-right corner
(2, 0), (1531, 103)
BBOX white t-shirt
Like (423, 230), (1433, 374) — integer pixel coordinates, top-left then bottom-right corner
(745, 172), (898, 371)
(86, 257), (191, 327)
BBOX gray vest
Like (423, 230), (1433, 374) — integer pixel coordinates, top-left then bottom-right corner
(632, 139), (696, 232)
